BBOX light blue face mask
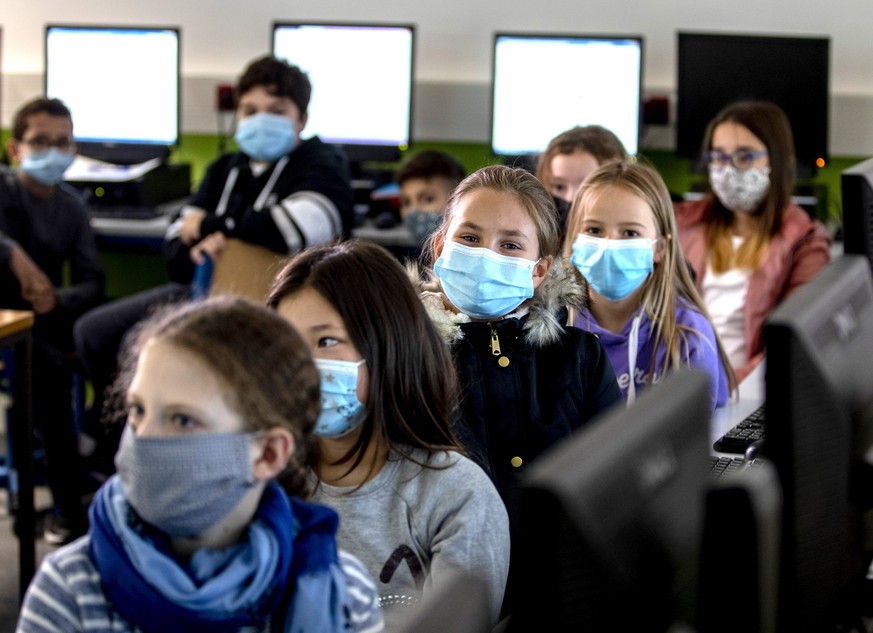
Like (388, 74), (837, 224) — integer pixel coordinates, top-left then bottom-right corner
(234, 112), (297, 162)
(571, 234), (655, 302)
(403, 210), (444, 243)
(314, 358), (367, 438)
(434, 241), (537, 320)
(21, 148), (75, 185)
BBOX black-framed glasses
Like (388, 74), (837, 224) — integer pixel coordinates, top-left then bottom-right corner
(21, 136), (76, 152)
(704, 149), (768, 170)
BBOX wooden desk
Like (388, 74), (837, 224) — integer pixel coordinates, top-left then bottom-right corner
(0, 310), (36, 602)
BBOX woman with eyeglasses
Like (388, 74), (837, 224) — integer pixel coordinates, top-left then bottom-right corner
(674, 100), (831, 381)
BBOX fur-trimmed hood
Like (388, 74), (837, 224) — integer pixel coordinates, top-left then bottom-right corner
(408, 257), (588, 348)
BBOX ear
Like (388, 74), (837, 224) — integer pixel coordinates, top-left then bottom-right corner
(251, 427), (295, 481)
(298, 112), (308, 135)
(433, 231), (445, 260)
(6, 138), (21, 164)
(532, 255), (553, 290)
(654, 234), (670, 266)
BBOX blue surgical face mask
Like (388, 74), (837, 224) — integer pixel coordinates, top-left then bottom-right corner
(20, 148), (75, 185)
(114, 425), (259, 536)
(571, 234), (655, 302)
(234, 112), (297, 162)
(403, 210), (444, 243)
(434, 241), (538, 319)
(314, 358), (367, 438)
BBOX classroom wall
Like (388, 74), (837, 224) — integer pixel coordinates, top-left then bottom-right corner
(2, 0), (873, 155)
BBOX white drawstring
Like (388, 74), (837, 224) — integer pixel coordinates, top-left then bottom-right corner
(626, 312), (643, 407)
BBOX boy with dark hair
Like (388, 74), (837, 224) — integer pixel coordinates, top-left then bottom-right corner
(396, 149), (466, 244)
(1, 96), (105, 544)
(73, 54), (354, 471)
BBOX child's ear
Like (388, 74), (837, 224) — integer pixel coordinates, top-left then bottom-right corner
(6, 138), (21, 164)
(654, 234), (671, 265)
(433, 232), (445, 259)
(532, 255), (553, 290)
(252, 427), (295, 481)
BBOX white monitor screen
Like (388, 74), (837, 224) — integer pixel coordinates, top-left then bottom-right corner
(491, 33), (642, 157)
(272, 22), (414, 160)
(45, 26), (180, 147)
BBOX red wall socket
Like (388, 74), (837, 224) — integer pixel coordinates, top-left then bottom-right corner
(216, 84), (235, 112)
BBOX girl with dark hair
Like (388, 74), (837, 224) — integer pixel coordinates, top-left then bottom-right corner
(674, 100), (831, 380)
(267, 240), (509, 629)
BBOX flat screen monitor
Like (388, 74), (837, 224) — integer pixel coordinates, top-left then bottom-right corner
(509, 370), (709, 631)
(272, 22), (414, 165)
(763, 254), (873, 632)
(676, 32), (830, 178)
(44, 25), (181, 165)
(490, 32), (642, 162)
(841, 157), (873, 275)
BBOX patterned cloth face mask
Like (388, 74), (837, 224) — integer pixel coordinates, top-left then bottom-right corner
(403, 210), (444, 244)
(434, 241), (538, 319)
(114, 425), (259, 536)
(708, 165), (771, 214)
(571, 234), (655, 302)
(314, 358), (367, 438)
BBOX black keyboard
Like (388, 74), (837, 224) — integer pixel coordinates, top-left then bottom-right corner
(709, 456), (765, 480)
(713, 403), (766, 454)
(89, 204), (161, 220)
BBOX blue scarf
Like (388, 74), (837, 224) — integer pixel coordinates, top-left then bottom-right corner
(89, 476), (349, 633)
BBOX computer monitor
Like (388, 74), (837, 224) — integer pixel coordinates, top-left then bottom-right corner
(272, 22), (414, 166)
(509, 370), (709, 631)
(676, 32), (830, 178)
(763, 254), (873, 632)
(490, 32), (642, 164)
(841, 157), (873, 275)
(44, 25), (181, 165)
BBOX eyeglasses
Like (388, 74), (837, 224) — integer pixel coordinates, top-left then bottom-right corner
(21, 136), (76, 152)
(704, 149), (768, 170)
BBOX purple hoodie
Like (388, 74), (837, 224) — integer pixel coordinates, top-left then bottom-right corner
(573, 300), (730, 410)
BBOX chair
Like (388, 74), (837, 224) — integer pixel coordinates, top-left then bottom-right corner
(191, 238), (287, 303)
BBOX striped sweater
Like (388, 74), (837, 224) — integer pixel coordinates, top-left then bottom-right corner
(16, 536), (384, 633)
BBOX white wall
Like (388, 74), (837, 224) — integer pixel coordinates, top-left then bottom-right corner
(2, 0), (873, 154)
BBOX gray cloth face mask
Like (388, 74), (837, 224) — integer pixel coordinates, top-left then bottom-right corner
(114, 425), (259, 536)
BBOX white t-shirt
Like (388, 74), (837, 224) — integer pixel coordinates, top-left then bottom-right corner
(702, 236), (752, 370)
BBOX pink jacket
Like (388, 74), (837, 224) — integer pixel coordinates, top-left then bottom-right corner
(675, 197), (832, 381)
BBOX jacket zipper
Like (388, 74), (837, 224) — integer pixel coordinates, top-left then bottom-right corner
(489, 323), (501, 356)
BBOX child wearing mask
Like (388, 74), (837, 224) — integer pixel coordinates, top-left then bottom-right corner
(565, 160), (736, 410)
(18, 297), (383, 632)
(269, 240), (510, 629)
(396, 149), (467, 246)
(415, 164), (621, 542)
(535, 125), (628, 233)
(673, 101), (830, 381)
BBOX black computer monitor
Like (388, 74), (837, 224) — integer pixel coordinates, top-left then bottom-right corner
(44, 25), (181, 165)
(490, 32), (642, 164)
(763, 254), (873, 632)
(676, 32), (830, 178)
(841, 157), (873, 275)
(272, 22), (414, 166)
(509, 370), (710, 631)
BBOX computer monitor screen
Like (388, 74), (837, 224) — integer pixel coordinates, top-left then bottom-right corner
(272, 22), (414, 164)
(841, 157), (873, 275)
(763, 254), (873, 632)
(490, 32), (642, 161)
(44, 25), (180, 164)
(510, 370), (710, 631)
(676, 32), (830, 177)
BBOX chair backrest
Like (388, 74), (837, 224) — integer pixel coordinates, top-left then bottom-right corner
(202, 238), (287, 304)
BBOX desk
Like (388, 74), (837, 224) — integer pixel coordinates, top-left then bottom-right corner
(0, 310), (35, 602)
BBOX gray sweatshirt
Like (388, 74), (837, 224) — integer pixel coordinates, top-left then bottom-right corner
(310, 447), (510, 630)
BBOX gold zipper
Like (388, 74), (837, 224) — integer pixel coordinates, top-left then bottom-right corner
(489, 323), (501, 356)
